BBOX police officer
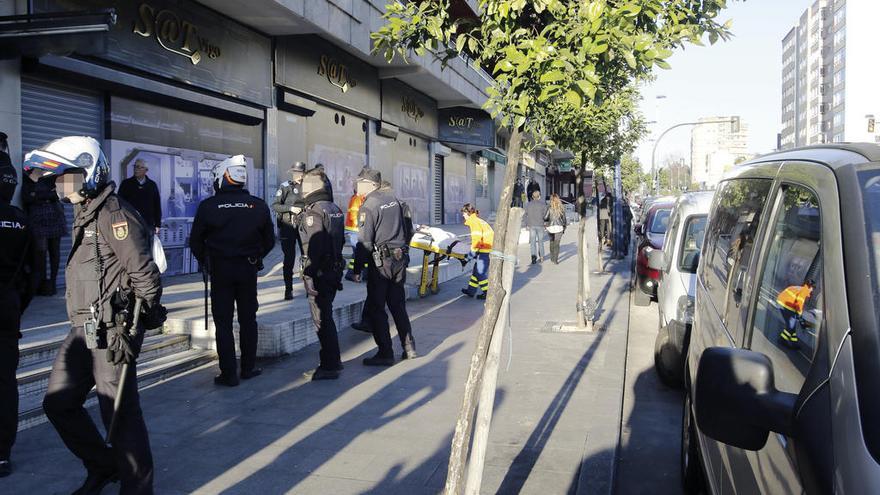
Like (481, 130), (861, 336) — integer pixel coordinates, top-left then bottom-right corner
(190, 155), (275, 387)
(26, 136), (160, 494)
(272, 162), (305, 300)
(355, 169), (416, 366)
(0, 143), (31, 478)
(299, 168), (345, 379)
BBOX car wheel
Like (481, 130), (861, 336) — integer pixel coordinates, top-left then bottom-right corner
(633, 286), (651, 306)
(654, 324), (684, 388)
(681, 393), (706, 494)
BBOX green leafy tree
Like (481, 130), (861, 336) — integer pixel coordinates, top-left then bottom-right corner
(620, 154), (644, 195)
(371, 2), (734, 492)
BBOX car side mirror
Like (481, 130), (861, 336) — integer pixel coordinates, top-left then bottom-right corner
(634, 225), (643, 236)
(645, 247), (664, 271)
(694, 347), (797, 451)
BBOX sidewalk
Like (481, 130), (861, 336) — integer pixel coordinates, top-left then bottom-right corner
(5, 214), (633, 495)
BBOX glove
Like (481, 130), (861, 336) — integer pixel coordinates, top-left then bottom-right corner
(141, 303), (168, 330)
(107, 327), (138, 366)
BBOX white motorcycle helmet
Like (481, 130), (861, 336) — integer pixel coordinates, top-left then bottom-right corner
(212, 155), (248, 191)
(23, 136), (109, 198)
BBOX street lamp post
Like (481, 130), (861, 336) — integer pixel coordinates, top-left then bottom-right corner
(650, 117), (739, 194)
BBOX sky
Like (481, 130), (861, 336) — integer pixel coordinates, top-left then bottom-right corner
(634, 0), (814, 172)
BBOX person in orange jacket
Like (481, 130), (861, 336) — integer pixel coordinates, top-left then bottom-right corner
(777, 279), (814, 349)
(343, 184), (366, 282)
(461, 204), (494, 300)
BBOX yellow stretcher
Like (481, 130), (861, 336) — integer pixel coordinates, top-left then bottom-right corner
(409, 228), (470, 298)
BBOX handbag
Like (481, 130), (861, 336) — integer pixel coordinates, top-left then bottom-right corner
(547, 225), (564, 234)
(151, 235), (168, 274)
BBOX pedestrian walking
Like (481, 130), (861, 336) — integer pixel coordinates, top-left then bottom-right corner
(27, 136), (162, 494)
(355, 168), (416, 366)
(526, 177), (541, 201)
(511, 178), (524, 208)
(460, 204), (494, 299)
(21, 166), (66, 296)
(272, 161), (305, 300)
(190, 155), (275, 387)
(544, 193), (568, 264)
(598, 193), (613, 248)
(298, 168), (346, 380)
(0, 150), (32, 478)
(620, 195), (633, 256)
(118, 159), (162, 234)
(524, 190), (546, 264)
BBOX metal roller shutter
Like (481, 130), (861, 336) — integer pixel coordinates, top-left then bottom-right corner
(432, 154), (443, 225)
(21, 78), (103, 289)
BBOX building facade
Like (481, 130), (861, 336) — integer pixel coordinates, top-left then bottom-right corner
(689, 116), (750, 188)
(780, 0), (880, 149)
(0, 0), (504, 279)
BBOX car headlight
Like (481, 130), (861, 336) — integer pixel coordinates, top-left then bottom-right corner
(677, 295), (695, 325)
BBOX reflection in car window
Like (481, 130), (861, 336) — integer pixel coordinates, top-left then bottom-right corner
(749, 185), (822, 394)
(663, 213), (681, 273)
(863, 171), (880, 325)
(650, 208), (672, 234)
(700, 179), (773, 333)
(679, 216), (707, 274)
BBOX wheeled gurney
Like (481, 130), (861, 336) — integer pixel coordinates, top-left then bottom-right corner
(409, 226), (471, 297)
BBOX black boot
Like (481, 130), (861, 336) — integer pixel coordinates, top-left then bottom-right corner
(363, 353), (395, 366)
(0, 460), (10, 478)
(530, 255), (537, 265)
(284, 288), (294, 300)
(71, 468), (119, 495)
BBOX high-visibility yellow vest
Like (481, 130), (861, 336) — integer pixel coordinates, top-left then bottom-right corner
(466, 215), (494, 253)
(345, 194), (364, 232)
(777, 284), (813, 314)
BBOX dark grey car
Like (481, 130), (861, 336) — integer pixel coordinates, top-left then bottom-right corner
(683, 144), (880, 494)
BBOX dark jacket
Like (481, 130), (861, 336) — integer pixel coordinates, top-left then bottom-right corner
(526, 180), (540, 200)
(65, 184), (161, 327)
(299, 190), (345, 279)
(544, 205), (568, 230)
(21, 176), (66, 239)
(189, 188), (275, 264)
(356, 188), (411, 253)
(118, 176), (162, 230)
(272, 180), (303, 229)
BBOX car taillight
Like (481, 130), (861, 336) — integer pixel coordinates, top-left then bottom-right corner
(637, 247), (661, 279)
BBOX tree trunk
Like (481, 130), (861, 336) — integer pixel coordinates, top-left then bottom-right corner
(445, 126), (523, 494)
(463, 208), (523, 494)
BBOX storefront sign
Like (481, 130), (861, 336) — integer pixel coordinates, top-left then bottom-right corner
(439, 107), (495, 148)
(381, 79), (437, 138)
(34, 0), (272, 106)
(557, 160), (573, 172)
(276, 36), (381, 119)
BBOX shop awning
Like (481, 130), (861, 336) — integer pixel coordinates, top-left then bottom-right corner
(480, 148), (507, 165)
(0, 9), (116, 60)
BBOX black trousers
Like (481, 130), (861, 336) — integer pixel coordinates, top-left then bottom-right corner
(42, 326), (153, 494)
(33, 236), (61, 286)
(211, 258), (259, 376)
(549, 233), (562, 262)
(0, 290), (20, 460)
(305, 275), (341, 370)
(279, 224), (302, 290)
(366, 255), (414, 358)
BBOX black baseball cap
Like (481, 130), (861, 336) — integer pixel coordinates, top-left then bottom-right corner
(357, 167), (381, 184)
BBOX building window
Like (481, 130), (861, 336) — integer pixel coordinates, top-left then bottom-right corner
(833, 112), (844, 128)
(834, 133), (844, 142)
(475, 157), (489, 199)
(833, 29), (845, 47)
(833, 69), (845, 85)
(833, 49), (845, 68)
(834, 5), (845, 26)
(833, 90), (844, 107)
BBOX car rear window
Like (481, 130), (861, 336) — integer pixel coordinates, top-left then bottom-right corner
(864, 171), (880, 314)
(649, 208), (672, 234)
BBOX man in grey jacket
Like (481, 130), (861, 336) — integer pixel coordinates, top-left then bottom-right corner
(524, 190), (546, 264)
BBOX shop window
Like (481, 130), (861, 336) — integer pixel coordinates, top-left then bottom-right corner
(749, 185), (822, 394)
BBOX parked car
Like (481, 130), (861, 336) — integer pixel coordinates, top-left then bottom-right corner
(646, 191), (713, 387)
(682, 144), (880, 494)
(634, 199), (675, 305)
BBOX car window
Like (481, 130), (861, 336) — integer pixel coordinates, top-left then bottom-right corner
(864, 171), (880, 329)
(700, 179), (774, 335)
(663, 212), (681, 272)
(748, 185), (823, 394)
(650, 208), (671, 234)
(679, 215), (707, 274)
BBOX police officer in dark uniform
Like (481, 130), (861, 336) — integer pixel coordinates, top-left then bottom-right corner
(298, 168), (345, 380)
(190, 155), (275, 387)
(355, 169), (416, 366)
(272, 162), (305, 300)
(26, 136), (161, 494)
(0, 140), (32, 478)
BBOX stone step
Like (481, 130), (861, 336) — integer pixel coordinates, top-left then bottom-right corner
(17, 348), (216, 432)
(16, 333), (193, 414)
(18, 327), (163, 370)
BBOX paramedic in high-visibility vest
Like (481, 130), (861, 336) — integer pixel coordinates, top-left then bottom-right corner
(461, 204), (494, 300)
(777, 279), (814, 349)
(344, 183), (366, 282)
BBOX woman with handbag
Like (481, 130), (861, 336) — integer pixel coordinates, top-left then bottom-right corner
(544, 194), (568, 264)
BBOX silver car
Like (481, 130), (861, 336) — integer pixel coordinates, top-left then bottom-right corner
(683, 144), (880, 494)
(646, 191), (713, 387)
